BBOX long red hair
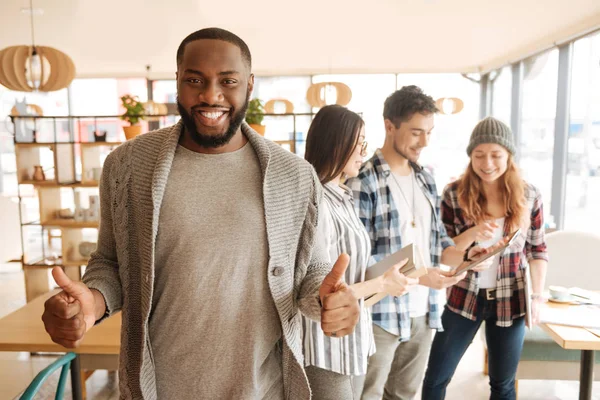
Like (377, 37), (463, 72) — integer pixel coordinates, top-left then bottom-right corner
(457, 155), (527, 231)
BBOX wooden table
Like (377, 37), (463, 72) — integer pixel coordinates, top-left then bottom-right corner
(0, 290), (120, 400)
(540, 302), (600, 400)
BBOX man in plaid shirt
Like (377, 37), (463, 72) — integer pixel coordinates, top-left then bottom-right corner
(348, 86), (480, 400)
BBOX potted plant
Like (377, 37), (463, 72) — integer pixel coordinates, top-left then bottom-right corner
(120, 94), (145, 140)
(245, 98), (266, 135)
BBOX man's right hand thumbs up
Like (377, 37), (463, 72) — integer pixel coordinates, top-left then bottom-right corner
(42, 267), (100, 348)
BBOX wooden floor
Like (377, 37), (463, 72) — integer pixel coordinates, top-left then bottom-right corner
(0, 263), (598, 400)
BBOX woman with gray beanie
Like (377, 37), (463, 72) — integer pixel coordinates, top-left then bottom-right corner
(421, 116), (549, 400)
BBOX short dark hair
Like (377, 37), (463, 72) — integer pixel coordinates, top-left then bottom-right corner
(176, 27), (252, 70)
(305, 105), (364, 185)
(383, 85), (438, 128)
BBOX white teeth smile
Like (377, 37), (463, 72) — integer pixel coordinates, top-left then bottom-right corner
(199, 111), (225, 119)
(482, 169), (496, 174)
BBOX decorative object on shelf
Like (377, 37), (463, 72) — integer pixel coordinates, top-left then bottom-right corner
(93, 130), (107, 142)
(74, 191), (82, 209)
(435, 97), (464, 115)
(11, 99), (38, 142)
(306, 82), (352, 108)
(93, 167), (102, 181)
(86, 194), (100, 222)
(0, 0), (76, 92)
(10, 101), (43, 116)
(43, 252), (60, 266)
(143, 101), (168, 121)
(78, 241), (97, 258)
(120, 94), (145, 140)
(56, 208), (74, 219)
(264, 99), (294, 114)
(84, 208), (98, 222)
(74, 208), (85, 222)
(88, 195), (100, 211)
(32, 165), (45, 181)
(245, 98), (266, 135)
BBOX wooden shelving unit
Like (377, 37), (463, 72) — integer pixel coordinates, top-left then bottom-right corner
(11, 115), (129, 301)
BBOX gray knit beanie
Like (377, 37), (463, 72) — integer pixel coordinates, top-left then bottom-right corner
(466, 117), (516, 156)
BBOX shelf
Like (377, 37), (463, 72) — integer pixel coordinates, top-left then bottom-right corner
(22, 260), (86, 269)
(19, 180), (60, 186)
(14, 143), (57, 148)
(19, 181), (99, 188)
(80, 142), (122, 147)
(23, 262), (61, 269)
(41, 219), (99, 228)
(79, 181), (99, 187)
(63, 259), (89, 267)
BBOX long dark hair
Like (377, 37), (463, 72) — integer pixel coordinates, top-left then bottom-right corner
(305, 105), (364, 184)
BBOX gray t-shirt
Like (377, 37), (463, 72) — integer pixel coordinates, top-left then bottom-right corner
(149, 142), (283, 399)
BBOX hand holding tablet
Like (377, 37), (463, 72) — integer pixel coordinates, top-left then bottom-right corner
(451, 228), (521, 276)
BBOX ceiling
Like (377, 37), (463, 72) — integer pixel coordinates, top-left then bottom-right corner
(0, 0), (599, 78)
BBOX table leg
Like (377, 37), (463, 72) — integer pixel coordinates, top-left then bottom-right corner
(71, 354), (83, 400)
(579, 350), (595, 400)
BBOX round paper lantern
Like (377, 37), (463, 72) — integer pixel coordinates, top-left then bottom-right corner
(436, 97), (464, 115)
(264, 98), (294, 114)
(306, 82), (352, 108)
(0, 45), (75, 92)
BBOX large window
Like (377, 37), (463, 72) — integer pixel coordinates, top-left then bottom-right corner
(564, 32), (600, 234)
(519, 50), (559, 219)
(395, 74), (480, 192)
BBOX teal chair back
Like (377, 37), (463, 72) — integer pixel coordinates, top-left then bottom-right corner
(19, 352), (76, 400)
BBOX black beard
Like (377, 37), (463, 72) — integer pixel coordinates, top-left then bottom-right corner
(177, 94), (249, 148)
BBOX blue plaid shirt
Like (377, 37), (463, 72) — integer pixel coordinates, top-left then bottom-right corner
(347, 149), (455, 341)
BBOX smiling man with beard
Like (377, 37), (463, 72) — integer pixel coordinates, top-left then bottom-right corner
(41, 28), (361, 400)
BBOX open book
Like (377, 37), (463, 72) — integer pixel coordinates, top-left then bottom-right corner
(363, 243), (428, 307)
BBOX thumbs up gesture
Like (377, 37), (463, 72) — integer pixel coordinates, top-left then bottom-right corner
(42, 267), (99, 348)
(319, 254), (360, 338)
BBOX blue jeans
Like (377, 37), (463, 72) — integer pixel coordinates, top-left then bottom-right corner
(421, 294), (525, 400)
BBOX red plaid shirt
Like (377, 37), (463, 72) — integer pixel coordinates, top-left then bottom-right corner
(442, 180), (549, 327)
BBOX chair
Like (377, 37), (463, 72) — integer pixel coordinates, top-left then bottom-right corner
(516, 231), (600, 385)
(19, 352), (76, 400)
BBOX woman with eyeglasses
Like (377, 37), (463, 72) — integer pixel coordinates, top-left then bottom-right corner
(302, 105), (418, 399)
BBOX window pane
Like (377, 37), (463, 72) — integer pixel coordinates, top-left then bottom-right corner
(152, 80), (179, 127)
(492, 66), (512, 125)
(70, 78), (149, 141)
(395, 74), (480, 192)
(253, 76), (312, 156)
(253, 76), (311, 113)
(564, 32), (600, 234)
(519, 49), (559, 218)
(70, 78), (148, 115)
(0, 85), (69, 195)
(152, 80), (177, 104)
(312, 74), (397, 157)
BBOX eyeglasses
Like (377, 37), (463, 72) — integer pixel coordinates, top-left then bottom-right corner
(359, 140), (368, 156)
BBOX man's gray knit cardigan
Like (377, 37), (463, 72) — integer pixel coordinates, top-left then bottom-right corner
(82, 121), (331, 399)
